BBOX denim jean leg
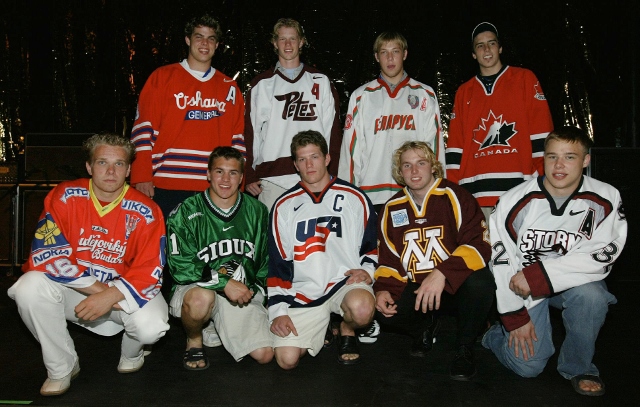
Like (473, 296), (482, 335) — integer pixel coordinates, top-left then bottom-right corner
(549, 280), (617, 380)
(483, 299), (555, 378)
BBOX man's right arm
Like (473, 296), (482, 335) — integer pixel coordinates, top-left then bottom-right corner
(490, 198), (530, 332)
(338, 90), (363, 185)
(130, 71), (160, 187)
(243, 75), (264, 187)
(166, 207), (204, 287)
(24, 185), (97, 289)
(373, 203), (408, 302)
(266, 201), (296, 322)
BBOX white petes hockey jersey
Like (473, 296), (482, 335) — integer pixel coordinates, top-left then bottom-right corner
(244, 65), (342, 189)
(338, 75), (444, 205)
(490, 176), (627, 331)
(267, 177), (378, 321)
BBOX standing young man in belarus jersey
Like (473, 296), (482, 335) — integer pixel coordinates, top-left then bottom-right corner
(166, 147), (273, 370)
(338, 31), (444, 212)
(483, 127), (627, 396)
(8, 133), (169, 396)
(244, 18), (342, 210)
(130, 14), (244, 218)
(268, 130), (378, 369)
(446, 22), (554, 224)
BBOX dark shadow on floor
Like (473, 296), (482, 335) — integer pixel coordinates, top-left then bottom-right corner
(1, 269), (637, 407)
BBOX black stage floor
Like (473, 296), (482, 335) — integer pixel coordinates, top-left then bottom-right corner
(1, 268), (637, 406)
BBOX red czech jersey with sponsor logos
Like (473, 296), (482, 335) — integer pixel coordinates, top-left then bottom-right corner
(130, 60), (244, 192)
(22, 179), (166, 311)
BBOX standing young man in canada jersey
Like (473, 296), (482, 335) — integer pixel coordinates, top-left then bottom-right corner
(446, 22), (554, 226)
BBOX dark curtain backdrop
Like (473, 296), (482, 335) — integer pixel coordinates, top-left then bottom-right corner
(0, 0), (637, 161)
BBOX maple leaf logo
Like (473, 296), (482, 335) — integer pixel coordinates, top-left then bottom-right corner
(473, 111), (517, 150)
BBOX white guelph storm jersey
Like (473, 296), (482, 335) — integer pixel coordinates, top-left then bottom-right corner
(267, 177), (378, 321)
(490, 175), (627, 331)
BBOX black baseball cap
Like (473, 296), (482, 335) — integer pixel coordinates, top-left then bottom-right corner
(471, 22), (498, 43)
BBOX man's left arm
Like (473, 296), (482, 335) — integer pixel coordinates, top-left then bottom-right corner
(522, 192), (628, 297)
(356, 195), (379, 279)
(115, 206), (166, 313)
(250, 204), (270, 298)
(229, 82), (246, 158)
(421, 88), (445, 174)
(524, 70), (554, 176)
(323, 76), (343, 176)
(434, 185), (491, 293)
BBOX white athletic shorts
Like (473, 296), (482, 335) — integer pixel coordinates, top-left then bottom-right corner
(271, 282), (374, 356)
(170, 283), (272, 361)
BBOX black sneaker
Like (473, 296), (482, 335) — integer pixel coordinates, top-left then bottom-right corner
(358, 320), (380, 344)
(410, 317), (440, 357)
(449, 344), (476, 381)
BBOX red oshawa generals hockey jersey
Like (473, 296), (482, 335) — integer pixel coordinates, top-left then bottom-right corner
(244, 65), (342, 189)
(338, 76), (444, 205)
(490, 176), (627, 331)
(446, 66), (554, 207)
(130, 60), (244, 192)
(22, 179), (166, 313)
(374, 179), (490, 301)
(267, 178), (378, 321)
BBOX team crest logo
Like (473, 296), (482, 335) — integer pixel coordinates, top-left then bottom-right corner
(534, 82), (546, 100)
(35, 218), (62, 246)
(473, 110), (517, 150)
(344, 114), (353, 130)
(391, 209), (409, 227)
(407, 95), (419, 109)
(124, 214), (141, 239)
(275, 91), (318, 121)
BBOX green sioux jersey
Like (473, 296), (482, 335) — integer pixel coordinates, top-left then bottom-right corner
(166, 191), (269, 299)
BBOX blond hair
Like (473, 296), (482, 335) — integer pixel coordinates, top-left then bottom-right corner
(392, 141), (443, 186)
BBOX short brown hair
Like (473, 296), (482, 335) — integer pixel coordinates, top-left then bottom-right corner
(83, 133), (135, 165)
(373, 31), (408, 54)
(544, 126), (594, 155)
(290, 130), (328, 160)
(184, 14), (221, 40)
(392, 141), (444, 186)
(208, 146), (245, 173)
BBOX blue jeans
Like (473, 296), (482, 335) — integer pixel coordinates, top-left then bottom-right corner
(482, 280), (616, 379)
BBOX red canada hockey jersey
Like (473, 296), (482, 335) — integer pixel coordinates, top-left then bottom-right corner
(446, 66), (553, 207)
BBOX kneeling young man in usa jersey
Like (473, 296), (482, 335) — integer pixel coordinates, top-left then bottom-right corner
(483, 126), (627, 396)
(167, 147), (273, 370)
(268, 130), (378, 368)
(8, 133), (169, 396)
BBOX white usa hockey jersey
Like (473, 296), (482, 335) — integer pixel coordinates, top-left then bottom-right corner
(267, 177), (378, 321)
